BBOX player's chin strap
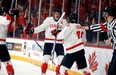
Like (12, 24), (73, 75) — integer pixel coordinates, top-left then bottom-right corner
(50, 12), (65, 68)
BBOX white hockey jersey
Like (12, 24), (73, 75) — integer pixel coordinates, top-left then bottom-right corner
(57, 23), (87, 53)
(0, 15), (12, 44)
(34, 17), (67, 43)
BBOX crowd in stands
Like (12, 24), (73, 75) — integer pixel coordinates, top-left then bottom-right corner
(5, 0), (116, 45)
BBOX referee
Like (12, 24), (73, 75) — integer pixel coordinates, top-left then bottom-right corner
(84, 6), (116, 75)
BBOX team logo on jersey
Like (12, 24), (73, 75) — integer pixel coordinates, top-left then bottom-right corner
(50, 24), (62, 28)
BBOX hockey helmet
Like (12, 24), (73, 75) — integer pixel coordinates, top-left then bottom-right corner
(1, 0), (13, 14)
(54, 7), (62, 14)
(69, 13), (78, 23)
(103, 6), (116, 17)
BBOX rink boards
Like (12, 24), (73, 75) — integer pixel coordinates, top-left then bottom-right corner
(6, 38), (113, 75)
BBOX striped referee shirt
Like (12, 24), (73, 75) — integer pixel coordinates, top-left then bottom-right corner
(90, 19), (116, 49)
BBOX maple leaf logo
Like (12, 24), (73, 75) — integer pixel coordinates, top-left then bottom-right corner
(105, 62), (110, 75)
(88, 51), (98, 72)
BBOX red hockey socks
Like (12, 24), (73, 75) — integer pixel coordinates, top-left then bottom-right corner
(6, 63), (14, 75)
(64, 71), (68, 75)
(56, 65), (61, 74)
(41, 63), (48, 73)
(84, 71), (91, 75)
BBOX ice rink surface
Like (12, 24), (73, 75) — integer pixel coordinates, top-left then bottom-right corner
(0, 59), (55, 75)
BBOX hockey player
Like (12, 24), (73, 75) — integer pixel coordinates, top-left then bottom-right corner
(0, 0), (20, 74)
(0, 6), (19, 75)
(26, 7), (67, 75)
(55, 13), (92, 75)
(84, 6), (116, 75)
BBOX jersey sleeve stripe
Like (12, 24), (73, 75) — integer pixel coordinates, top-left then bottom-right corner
(100, 23), (108, 32)
(66, 42), (84, 51)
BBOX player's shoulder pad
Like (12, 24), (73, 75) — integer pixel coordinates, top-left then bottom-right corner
(61, 18), (67, 22)
(60, 19), (67, 23)
(45, 17), (51, 20)
(43, 17), (51, 23)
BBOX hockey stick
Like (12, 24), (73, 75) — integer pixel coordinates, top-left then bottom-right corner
(50, 12), (65, 69)
(26, 0), (43, 51)
(51, 12), (65, 53)
(29, 34), (43, 51)
(10, 0), (18, 37)
(10, 0), (15, 9)
(27, 0), (31, 24)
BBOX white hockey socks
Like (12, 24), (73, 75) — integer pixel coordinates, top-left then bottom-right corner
(56, 55), (64, 75)
(60, 65), (69, 75)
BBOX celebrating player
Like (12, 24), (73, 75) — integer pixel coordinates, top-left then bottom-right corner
(26, 7), (67, 75)
(0, 2), (20, 75)
(84, 6), (116, 75)
(56, 13), (92, 75)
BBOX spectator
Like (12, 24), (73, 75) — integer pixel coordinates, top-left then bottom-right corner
(15, 11), (27, 38)
(7, 19), (15, 37)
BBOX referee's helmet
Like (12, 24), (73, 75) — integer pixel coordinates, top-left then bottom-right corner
(104, 6), (116, 17)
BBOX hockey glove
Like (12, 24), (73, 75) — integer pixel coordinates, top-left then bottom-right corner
(9, 8), (20, 16)
(51, 29), (61, 36)
(26, 29), (34, 35)
(0, 7), (5, 15)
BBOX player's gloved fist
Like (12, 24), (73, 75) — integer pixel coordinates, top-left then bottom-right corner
(51, 29), (61, 36)
(9, 8), (20, 16)
(0, 7), (5, 15)
(26, 29), (34, 34)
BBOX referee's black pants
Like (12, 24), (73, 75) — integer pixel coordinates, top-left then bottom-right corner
(108, 49), (116, 75)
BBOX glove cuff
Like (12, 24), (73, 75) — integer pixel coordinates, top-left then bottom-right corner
(31, 29), (34, 34)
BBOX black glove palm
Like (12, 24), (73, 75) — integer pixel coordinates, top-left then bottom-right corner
(26, 29), (34, 35)
(52, 29), (61, 36)
(9, 9), (20, 16)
